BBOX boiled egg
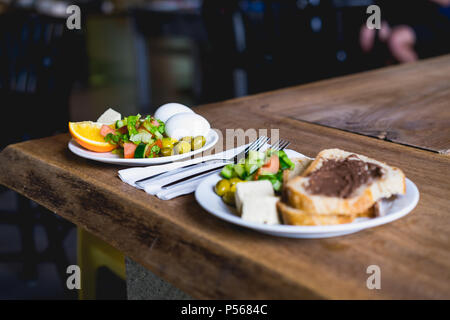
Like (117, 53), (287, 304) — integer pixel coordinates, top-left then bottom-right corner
(154, 103), (193, 123)
(165, 112), (210, 141)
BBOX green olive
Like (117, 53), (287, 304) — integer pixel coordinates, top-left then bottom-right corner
(180, 136), (193, 143)
(229, 177), (244, 186)
(162, 137), (177, 149)
(191, 136), (206, 150)
(215, 179), (230, 196)
(174, 141), (191, 154)
(160, 147), (173, 157)
(222, 191), (236, 206)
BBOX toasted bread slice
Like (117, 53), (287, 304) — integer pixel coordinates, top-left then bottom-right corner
(282, 157), (313, 202)
(285, 149), (405, 215)
(277, 201), (356, 226)
(287, 157), (313, 180)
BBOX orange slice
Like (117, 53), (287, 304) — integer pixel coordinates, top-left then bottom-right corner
(69, 121), (116, 152)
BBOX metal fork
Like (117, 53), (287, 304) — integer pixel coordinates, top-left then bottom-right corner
(270, 139), (290, 151)
(157, 138), (291, 194)
(135, 136), (270, 190)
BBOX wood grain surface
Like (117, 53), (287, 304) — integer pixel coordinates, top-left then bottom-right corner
(1, 107), (449, 298)
(201, 54), (450, 154)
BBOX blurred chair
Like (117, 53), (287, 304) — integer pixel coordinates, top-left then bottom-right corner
(0, 9), (82, 145)
(0, 7), (83, 295)
(77, 227), (125, 300)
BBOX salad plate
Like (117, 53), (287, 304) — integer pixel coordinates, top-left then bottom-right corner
(68, 129), (219, 166)
(195, 174), (419, 239)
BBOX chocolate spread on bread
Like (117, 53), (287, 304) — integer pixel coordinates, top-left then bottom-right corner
(305, 155), (383, 198)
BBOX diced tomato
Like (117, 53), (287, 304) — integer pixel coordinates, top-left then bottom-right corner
(262, 155), (280, 173)
(100, 124), (115, 137)
(155, 139), (162, 148)
(256, 155), (280, 178)
(124, 142), (138, 159)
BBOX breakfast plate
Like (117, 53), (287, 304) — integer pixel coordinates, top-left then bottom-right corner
(195, 174), (419, 238)
(68, 129), (219, 166)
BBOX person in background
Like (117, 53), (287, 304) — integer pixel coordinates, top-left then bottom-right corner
(360, 0), (450, 63)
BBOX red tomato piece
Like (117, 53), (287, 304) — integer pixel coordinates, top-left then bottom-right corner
(124, 142), (137, 159)
(260, 155), (280, 174)
(100, 124), (115, 137)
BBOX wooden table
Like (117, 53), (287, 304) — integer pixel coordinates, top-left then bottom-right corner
(1, 56), (450, 299)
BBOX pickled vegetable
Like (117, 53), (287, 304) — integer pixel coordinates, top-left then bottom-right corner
(174, 141), (191, 154)
(222, 191), (235, 206)
(180, 136), (193, 143)
(162, 137), (177, 149)
(215, 179), (230, 196)
(160, 147), (173, 157)
(229, 177), (244, 186)
(191, 136), (206, 150)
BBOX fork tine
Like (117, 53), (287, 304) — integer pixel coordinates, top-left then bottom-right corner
(248, 136), (268, 152)
(234, 136), (268, 163)
(271, 139), (290, 151)
(278, 140), (290, 150)
(253, 136), (270, 151)
(276, 140), (287, 151)
(271, 139), (281, 150)
(241, 136), (265, 155)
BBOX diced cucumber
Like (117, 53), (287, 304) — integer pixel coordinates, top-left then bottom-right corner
(115, 119), (127, 129)
(153, 130), (163, 140)
(130, 131), (153, 144)
(271, 179), (282, 192)
(245, 158), (264, 175)
(142, 119), (163, 140)
(278, 150), (295, 170)
(221, 164), (234, 179)
(245, 173), (255, 181)
(233, 164), (246, 179)
(134, 143), (149, 158)
(245, 162), (259, 175)
(258, 174), (282, 192)
(248, 150), (265, 164)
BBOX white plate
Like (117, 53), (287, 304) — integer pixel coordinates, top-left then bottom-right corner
(68, 129), (219, 166)
(195, 174), (419, 238)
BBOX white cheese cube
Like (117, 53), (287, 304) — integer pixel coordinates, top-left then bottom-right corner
(235, 180), (274, 213)
(96, 108), (121, 124)
(241, 196), (280, 225)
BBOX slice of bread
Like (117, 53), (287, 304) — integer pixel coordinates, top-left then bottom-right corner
(285, 149), (405, 215)
(287, 157), (313, 180)
(277, 201), (377, 226)
(277, 202), (356, 226)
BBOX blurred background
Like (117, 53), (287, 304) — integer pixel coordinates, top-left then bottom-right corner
(0, 0), (449, 299)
